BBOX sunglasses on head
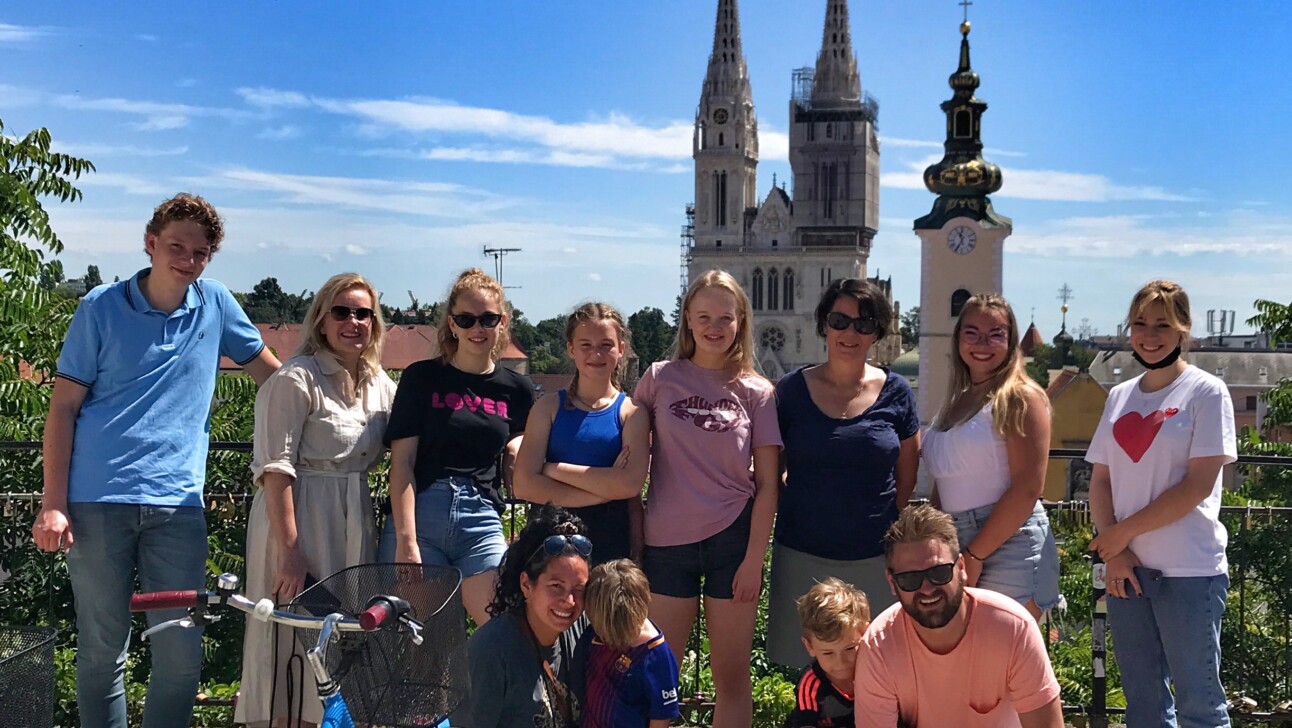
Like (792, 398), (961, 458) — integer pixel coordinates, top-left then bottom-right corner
(890, 562), (956, 592)
(825, 311), (880, 335)
(329, 305), (374, 322)
(450, 312), (503, 330)
(529, 533), (593, 564)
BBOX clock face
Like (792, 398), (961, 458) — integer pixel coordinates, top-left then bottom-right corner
(713, 108), (729, 125)
(948, 226), (977, 255)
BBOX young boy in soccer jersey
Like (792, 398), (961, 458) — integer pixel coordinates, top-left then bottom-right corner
(573, 559), (680, 728)
(784, 578), (871, 728)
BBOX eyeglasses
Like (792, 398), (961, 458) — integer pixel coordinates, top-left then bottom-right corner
(890, 563), (956, 592)
(825, 311), (880, 335)
(329, 305), (374, 322)
(959, 328), (1008, 346)
(528, 533), (593, 564)
(450, 312), (503, 330)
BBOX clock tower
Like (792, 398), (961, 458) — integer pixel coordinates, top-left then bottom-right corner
(914, 21), (1012, 422)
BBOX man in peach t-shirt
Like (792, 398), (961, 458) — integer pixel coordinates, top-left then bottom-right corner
(854, 505), (1063, 728)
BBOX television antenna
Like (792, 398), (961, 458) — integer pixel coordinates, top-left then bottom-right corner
(482, 246), (522, 288)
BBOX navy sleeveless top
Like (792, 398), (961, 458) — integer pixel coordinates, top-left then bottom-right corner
(540, 390), (631, 564)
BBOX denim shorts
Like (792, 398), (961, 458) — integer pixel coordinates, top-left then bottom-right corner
(377, 476), (506, 578)
(950, 500), (1060, 611)
(642, 501), (752, 600)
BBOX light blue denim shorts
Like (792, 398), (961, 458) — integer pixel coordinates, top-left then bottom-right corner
(950, 500), (1061, 611)
(377, 476), (506, 578)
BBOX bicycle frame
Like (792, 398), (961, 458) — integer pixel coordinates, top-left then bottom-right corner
(130, 573), (445, 728)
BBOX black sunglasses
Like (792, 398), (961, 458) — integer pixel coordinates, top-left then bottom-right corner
(825, 311), (879, 335)
(329, 305), (374, 322)
(529, 533), (593, 564)
(450, 312), (503, 330)
(890, 563), (956, 592)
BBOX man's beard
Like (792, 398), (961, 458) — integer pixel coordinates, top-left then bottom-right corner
(903, 583), (964, 629)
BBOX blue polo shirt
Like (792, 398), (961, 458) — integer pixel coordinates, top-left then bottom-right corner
(56, 270), (265, 507)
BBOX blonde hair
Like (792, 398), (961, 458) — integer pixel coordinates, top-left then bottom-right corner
(437, 268), (510, 363)
(933, 293), (1046, 439)
(796, 577), (871, 642)
(673, 269), (759, 378)
(1128, 280), (1192, 352)
(564, 302), (631, 405)
(884, 504), (961, 567)
(296, 273), (387, 376)
(584, 559), (651, 650)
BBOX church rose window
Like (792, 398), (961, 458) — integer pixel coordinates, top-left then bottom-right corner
(760, 326), (786, 352)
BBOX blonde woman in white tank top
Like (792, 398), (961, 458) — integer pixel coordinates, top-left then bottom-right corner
(923, 294), (1059, 619)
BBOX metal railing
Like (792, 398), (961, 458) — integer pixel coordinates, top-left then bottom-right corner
(2, 442), (1291, 725)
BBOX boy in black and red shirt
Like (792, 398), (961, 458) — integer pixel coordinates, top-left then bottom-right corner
(783, 578), (871, 728)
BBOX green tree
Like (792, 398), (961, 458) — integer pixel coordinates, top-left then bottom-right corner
(0, 118), (94, 438)
(83, 264), (102, 289)
(1025, 342), (1052, 388)
(628, 306), (674, 373)
(242, 276), (310, 323)
(899, 305), (921, 349)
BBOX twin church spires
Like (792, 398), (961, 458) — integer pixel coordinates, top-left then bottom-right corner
(691, 0), (876, 251)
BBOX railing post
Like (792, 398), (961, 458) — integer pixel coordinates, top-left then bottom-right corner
(1090, 550), (1109, 728)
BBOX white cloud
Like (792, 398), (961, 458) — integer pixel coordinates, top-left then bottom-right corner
(881, 154), (1194, 203)
(256, 125), (301, 140)
(53, 142), (188, 157)
(133, 116), (189, 131)
(177, 79), (198, 88)
(47, 90), (257, 131)
(0, 23), (52, 44)
(1010, 211), (1292, 258)
(77, 172), (171, 196)
(135, 33), (158, 42)
(344, 243), (368, 255)
(583, 272), (603, 282)
(236, 87), (312, 109)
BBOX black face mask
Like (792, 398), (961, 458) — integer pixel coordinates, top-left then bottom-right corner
(1133, 344), (1182, 370)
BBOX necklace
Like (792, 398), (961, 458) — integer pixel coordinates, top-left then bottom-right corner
(571, 390), (617, 411)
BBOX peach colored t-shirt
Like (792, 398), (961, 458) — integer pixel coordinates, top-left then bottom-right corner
(854, 587), (1060, 728)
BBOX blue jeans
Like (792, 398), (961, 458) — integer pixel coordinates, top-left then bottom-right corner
(66, 503), (207, 728)
(1107, 573), (1230, 728)
(377, 476), (506, 577)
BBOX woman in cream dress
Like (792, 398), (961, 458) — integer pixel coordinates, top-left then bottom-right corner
(235, 273), (396, 728)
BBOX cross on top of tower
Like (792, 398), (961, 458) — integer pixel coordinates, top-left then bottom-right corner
(1057, 283), (1074, 306)
(960, 0), (973, 23)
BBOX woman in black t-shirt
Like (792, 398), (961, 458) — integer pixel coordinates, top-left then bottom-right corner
(378, 268), (535, 625)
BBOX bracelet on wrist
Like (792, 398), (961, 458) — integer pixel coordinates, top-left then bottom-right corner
(965, 548), (985, 562)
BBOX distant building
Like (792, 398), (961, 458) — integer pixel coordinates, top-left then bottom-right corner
(1042, 367), (1108, 501)
(684, 0), (896, 378)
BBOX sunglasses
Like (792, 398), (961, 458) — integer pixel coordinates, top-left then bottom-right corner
(959, 328), (1008, 346)
(329, 305), (374, 322)
(529, 533), (593, 564)
(890, 562), (956, 592)
(450, 312), (503, 330)
(825, 311), (879, 335)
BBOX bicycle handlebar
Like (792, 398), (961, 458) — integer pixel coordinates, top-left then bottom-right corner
(130, 590), (200, 611)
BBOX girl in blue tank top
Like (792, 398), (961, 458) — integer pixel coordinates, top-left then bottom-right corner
(514, 303), (650, 564)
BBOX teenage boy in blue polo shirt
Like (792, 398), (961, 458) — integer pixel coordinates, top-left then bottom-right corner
(31, 193), (279, 728)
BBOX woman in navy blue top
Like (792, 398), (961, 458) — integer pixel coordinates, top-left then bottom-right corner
(514, 302), (651, 565)
(765, 279), (921, 667)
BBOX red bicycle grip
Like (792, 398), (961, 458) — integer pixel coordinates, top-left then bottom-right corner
(130, 590), (200, 611)
(359, 601), (392, 631)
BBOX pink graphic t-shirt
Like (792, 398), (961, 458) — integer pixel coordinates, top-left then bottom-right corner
(633, 359), (782, 547)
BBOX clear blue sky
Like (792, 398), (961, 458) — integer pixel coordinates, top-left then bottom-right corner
(4, 1), (1289, 340)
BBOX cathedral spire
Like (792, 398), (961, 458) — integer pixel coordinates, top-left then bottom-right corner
(811, 0), (861, 108)
(701, 0), (752, 102)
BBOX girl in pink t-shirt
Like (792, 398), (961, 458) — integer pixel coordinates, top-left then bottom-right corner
(633, 270), (782, 728)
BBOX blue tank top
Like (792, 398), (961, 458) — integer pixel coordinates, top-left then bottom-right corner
(546, 391), (626, 466)
(543, 390), (631, 564)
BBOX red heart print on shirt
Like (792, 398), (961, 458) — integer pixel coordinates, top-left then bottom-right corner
(1113, 408), (1179, 463)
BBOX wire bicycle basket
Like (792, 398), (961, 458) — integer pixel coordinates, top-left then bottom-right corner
(0, 625), (57, 728)
(290, 563), (468, 727)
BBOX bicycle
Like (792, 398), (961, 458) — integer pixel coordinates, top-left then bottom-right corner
(131, 563), (468, 728)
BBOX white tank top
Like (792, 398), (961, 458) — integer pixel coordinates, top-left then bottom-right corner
(923, 404), (1011, 513)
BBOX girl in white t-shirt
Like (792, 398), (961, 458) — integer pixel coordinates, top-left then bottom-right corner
(634, 270), (782, 728)
(924, 293), (1059, 620)
(1088, 280), (1237, 728)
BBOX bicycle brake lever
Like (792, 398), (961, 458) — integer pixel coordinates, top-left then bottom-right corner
(404, 617), (424, 646)
(142, 616), (194, 641)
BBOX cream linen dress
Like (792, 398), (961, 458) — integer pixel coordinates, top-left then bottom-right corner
(234, 352), (396, 727)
